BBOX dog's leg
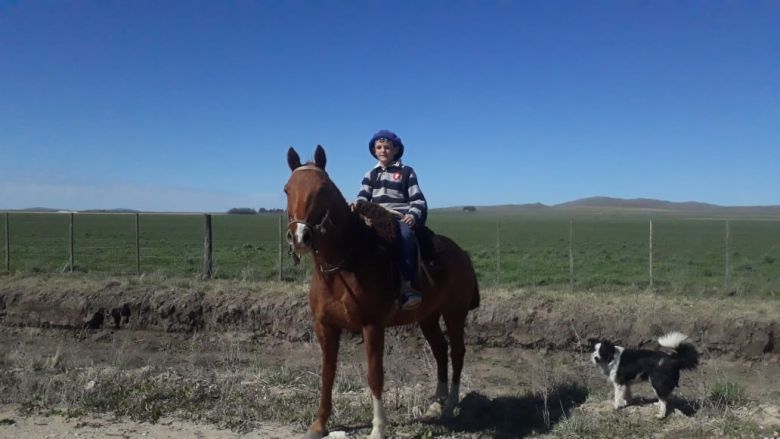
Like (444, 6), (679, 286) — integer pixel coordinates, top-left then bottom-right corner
(650, 378), (670, 419)
(624, 384), (633, 403)
(655, 397), (668, 418)
(613, 383), (628, 409)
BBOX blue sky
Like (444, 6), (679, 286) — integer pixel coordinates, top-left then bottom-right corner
(1, 1), (778, 212)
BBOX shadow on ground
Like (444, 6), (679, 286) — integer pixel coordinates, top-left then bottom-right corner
(434, 382), (589, 438)
(631, 395), (700, 417)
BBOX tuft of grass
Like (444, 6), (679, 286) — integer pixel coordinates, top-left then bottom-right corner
(78, 380), (188, 423)
(256, 365), (317, 388)
(708, 380), (749, 408)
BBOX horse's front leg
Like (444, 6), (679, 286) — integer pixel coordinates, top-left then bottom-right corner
(304, 321), (341, 439)
(442, 312), (466, 417)
(363, 324), (387, 439)
(419, 315), (449, 419)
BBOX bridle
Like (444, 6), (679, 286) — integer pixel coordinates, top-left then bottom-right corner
(288, 209), (332, 236)
(287, 165), (347, 273)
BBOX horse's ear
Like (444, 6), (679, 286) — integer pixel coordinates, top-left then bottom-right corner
(287, 147), (302, 171)
(314, 145), (326, 170)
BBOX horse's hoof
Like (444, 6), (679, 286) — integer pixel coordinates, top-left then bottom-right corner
(302, 430), (327, 439)
(424, 401), (443, 419)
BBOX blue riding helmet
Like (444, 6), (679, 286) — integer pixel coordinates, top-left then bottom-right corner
(368, 129), (404, 160)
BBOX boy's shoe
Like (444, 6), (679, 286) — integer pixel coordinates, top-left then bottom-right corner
(400, 282), (422, 311)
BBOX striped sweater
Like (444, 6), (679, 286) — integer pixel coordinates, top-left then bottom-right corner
(356, 160), (428, 224)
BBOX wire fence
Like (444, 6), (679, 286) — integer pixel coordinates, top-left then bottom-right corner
(1, 212), (778, 295)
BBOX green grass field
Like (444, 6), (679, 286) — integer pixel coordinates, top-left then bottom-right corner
(2, 211), (779, 296)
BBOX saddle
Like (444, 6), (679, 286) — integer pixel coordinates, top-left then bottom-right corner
(353, 202), (439, 270)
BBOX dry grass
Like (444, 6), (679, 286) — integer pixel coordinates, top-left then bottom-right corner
(2, 274), (780, 437)
(1, 330), (778, 438)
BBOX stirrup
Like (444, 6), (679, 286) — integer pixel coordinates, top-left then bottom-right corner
(400, 289), (421, 310)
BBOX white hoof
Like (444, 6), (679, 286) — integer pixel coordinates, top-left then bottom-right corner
(424, 401), (443, 419)
(442, 399), (458, 418)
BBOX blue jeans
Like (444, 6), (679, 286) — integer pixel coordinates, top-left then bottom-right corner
(397, 219), (418, 283)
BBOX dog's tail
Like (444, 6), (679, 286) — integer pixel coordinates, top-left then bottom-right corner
(658, 331), (699, 371)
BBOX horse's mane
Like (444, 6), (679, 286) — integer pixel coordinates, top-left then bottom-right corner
(351, 202), (398, 245)
(292, 161), (402, 262)
(347, 203), (401, 291)
(295, 162), (398, 248)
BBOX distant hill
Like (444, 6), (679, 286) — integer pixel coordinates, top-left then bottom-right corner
(437, 203), (550, 213)
(7, 207), (140, 213)
(436, 197), (780, 216)
(80, 208), (141, 213)
(554, 196), (720, 210)
(17, 207), (62, 212)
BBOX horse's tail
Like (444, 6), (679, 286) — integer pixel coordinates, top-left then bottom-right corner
(469, 283), (480, 310)
(465, 252), (480, 310)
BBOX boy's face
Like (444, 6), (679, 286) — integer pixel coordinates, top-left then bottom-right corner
(374, 138), (397, 166)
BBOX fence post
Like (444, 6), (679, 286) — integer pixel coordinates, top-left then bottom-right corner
(4, 212), (9, 274)
(649, 218), (654, 289)
(203, 214), (213, 279)
(496, 217), (501, 286)
(278, 213), (283, 282)
(725, 220), (730, 286)
(69, 213), (75, 273)
(569, 219), (574, 291)
(135, 213), (141, 275)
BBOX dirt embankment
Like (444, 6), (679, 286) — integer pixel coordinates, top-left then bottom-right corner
(0, 278), (776, 359)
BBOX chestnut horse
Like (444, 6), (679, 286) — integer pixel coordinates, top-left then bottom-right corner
(285, 146), (480, 439)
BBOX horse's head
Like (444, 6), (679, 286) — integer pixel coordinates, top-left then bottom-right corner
(284, 145), (343, 254)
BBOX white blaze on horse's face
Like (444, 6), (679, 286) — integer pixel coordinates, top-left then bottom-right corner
(288, 222), (313, 252)
(284, 179), (316, 253)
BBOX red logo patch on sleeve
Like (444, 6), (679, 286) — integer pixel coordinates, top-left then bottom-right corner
(393, 173), (401, 181)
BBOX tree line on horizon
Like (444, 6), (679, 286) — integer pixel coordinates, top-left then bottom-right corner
(227, 207), (284, 215)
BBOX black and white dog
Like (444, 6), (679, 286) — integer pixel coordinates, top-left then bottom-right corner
(591, 332), (699, 418)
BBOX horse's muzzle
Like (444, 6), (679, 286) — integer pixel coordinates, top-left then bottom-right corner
(288, 223), (313, 252)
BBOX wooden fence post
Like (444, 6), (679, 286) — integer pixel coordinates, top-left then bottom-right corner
(69, 213), (75, 273)
(496, 217), (501, 286)
(203, 214), (213, 279)
(649, 218), (654, 289)
(569, 219), (574, 291)
(725, 220), (730, 285)
(278, 213), (284, 282)
(4, 212), (9, 274)
(135, 213), (141, 275)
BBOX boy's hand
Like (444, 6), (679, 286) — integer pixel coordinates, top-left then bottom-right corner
(401, 214), (416, 226)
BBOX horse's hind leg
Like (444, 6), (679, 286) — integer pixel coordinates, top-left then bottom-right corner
(419, 315), (449, 417)
(442, 311), (467, 417)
